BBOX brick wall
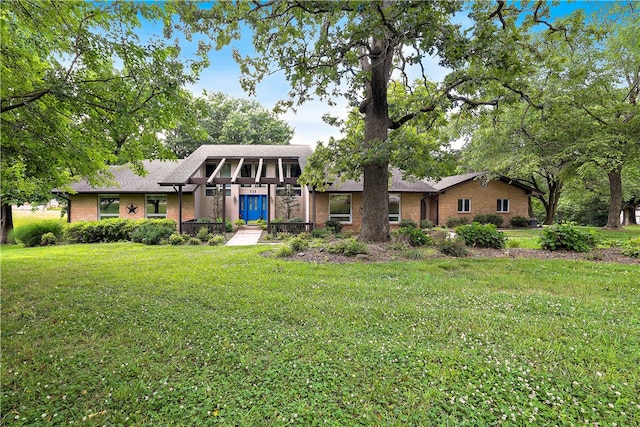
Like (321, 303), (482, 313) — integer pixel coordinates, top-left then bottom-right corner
(437, 179), (530, 226)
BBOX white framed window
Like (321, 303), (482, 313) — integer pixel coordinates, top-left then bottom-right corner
(98, 195), (120, 219)
(457, 198), (471, 213)
(389, 194), (401, 223)
(206, 184), (231, 197)
(146, 195), (167, 218)
(497, 199), (510, 213)
(329, 194), (352, 223)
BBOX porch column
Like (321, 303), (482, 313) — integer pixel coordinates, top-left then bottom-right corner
(267, 184), (272, 234)
(222, 184), (226, 233)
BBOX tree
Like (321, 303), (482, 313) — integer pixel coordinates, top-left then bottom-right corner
(164, 91), (293, 157)
(176, 1), (555, 241)
(0, 1), (205, 243)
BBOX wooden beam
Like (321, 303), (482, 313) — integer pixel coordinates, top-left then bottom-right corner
(231, 158), (244, 183)
(255, 158), (264, 184)
(207, 158), (226, 185)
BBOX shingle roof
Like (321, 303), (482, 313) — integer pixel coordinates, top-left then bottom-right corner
(425, 172), (485, 191)
(326, 168), (438, 193)
(159, 144), (314, 185)
(61, 160), (196, 194)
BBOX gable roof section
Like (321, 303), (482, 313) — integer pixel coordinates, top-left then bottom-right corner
(426, 172), (542, 195)
(159, 144), (314, 185)
(325, 168), (438, 193)
(61, 160), (196, 194)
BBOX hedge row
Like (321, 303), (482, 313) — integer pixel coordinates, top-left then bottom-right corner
(64, 218), (176, 244)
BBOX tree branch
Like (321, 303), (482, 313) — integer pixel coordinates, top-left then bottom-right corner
(1, 89), (51, 113)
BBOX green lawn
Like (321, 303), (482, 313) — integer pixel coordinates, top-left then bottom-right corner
(2, 243), (639, 425)
(504, 225), (640, 249)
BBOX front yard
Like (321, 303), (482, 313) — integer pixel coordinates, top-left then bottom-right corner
(2, 243), (638, 425)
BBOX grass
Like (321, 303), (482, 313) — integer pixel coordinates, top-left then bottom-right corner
(2, 243), (639, 425)
(503, 225), (640, 249)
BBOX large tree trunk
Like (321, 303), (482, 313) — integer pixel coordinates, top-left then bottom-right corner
(604, 165), (623, 229)
(622, 206), (638, 225)
(1, 202), (14, 244)
(540, 180), (562, 225)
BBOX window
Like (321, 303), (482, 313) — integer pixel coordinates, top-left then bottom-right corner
(277, 162), (302, 179)
(276, 185), (302, 197)
(206, 185), (231, 197)
(99, 195), (119, 219)
(457, 198), (471, 213)
(389, 194), (401, 222)
(329, 194), (352, 223)
(497, 199), (510, 213)
(240, 163), (267, 178)
(146, 195), (167, 218)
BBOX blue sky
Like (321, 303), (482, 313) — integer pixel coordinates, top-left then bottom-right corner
(140, 1), (609, 147)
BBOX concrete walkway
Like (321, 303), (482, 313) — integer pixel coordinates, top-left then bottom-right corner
(225, 228), (263, 246)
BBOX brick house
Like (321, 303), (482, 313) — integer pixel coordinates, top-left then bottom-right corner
(55, 145), (539, 231)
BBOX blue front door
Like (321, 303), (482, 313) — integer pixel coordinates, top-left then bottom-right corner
(240, 195), (267, 221)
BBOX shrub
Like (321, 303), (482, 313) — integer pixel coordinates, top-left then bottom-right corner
(392, 227), (434, 247)
(274, 244), (293, 257)
(620, 237), (640, 258)
(63, 219), (175, 244)
(288, 236), (309, 252)
(325, 219), (343, 234)
(327, 238), (368, 256)
(196, 227), (214, 242)
(446, 217), (469, 228)
(187, 237), (201, 246)
(289, 217), (303, 223)
(311, 228), (331, 239)
(130, 222), (175, 245)
(539, 223), (599, 252)
(207, 235), (225, 246)
(510, 215), (530, 228)
(235, 219), (246, 227)
(437, 237), (469, 257)
(169, 232), (186, 246)
(473, 214), (504, 227)
(256, 219), (267, 229)
(15, 220), (63, 247)
(40, 232), (57, 246)
(420, 219), (434, 229)
(398, 219), (418, 229)
(427, 228), (450, 244)
(457, 222), (506, 249)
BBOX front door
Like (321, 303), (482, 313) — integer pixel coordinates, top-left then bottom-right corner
(240, 195), (267, 221)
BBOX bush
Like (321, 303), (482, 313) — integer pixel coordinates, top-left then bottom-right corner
(473, 214), (504, 227)
(446, 217), (469, 228)
(169, 232), (186, 246)
(288, 236), (309, 252)
(274, 244), (293, 258)
(327, 238), (368, 256)
(398, 219), (418, 229)
(427, 228), (450, 244)
(420, 219), (434, 229)
(15, 220), (63, 247)
(457, 222), (507, 249)
(40, 232), (57, 246)
(510, 215), (530, 228)
(620, 237), (640, 258)
(392, 227), (434, 247)
(207, 235), (225, 246)
(311, 228), (331, 239)
(187, 237), (201, 246)
(63, 219), (175, 244)
(235, 219), (246, 227)
(130, 222), (175, 245)
(325, 219), (343, 234)
(539, 223), (599, 252)
(437, 237), (469, 257)
(196, 227), (214, 242)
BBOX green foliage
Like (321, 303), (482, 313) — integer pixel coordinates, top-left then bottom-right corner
(274, 244), (294, 258)
(327, 238), (368, 256)
(510, 215), (530, 228)
(437, 237), (469, 257)
(287, 236), (309, 252)
(169, 232), (186, 246)
(446, 217), (470, 228)
(457, 223), (507, 249)
(63, 219), (175, 244)
(472, 214), (504, 227)
(207, 235), (225, 246)
(398, 219), (418, 229)
(311, 228), (332, 239)
(420, 219), (434, 229)
(235, 219), (246, 227)
(187, 237), (202, 246)
(14, 220), (63, 247)
(620, 237), (640, 258)
(392, 227), (434, 247)
(539, 224), (599, 252)
(196, 227), (214, 242)
(324, 219), (343, 234)
(39, 232), (57, 246)
(130, 223), (175, 245)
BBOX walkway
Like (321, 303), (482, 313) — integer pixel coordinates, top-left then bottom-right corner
(225, 228), (263, 246)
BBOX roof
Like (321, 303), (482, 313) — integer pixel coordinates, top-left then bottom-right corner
(159, 144), (314, 185)
(426, 172), (485, 191)
(60, 160), (197, 194)
(326, 168), (438, 193)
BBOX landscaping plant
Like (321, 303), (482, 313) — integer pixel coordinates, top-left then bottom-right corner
(539, 223), (599, 252)
(456, 222), (507, 249)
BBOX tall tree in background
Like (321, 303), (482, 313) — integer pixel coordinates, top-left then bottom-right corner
(176, 1), (555, 241)
(164, 91), (293, 158)
(0, 1), (206, 243)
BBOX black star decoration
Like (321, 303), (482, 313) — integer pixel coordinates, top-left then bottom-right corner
(126, 203), (138, 214)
